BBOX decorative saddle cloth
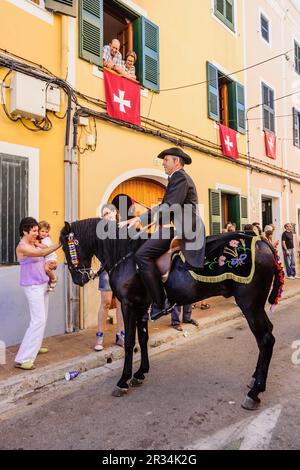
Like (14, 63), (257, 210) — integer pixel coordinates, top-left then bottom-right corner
(179, 232), (261, 284)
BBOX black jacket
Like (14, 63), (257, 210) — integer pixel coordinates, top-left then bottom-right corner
(140, 169), (205, 268)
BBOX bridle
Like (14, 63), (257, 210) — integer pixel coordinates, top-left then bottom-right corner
(66, 232), (98, 282)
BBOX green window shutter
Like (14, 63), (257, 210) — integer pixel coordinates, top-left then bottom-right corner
(295, 41), (300, 75)
(214, 0), (235, 31)
(0, 154), (28, 264)
(134, 17), (159, 92)
(228, 194), (241, 230)
(228, 82), (245, 133)
(240, 196), (248, 230)
(236, 83), (245, 133)
(262, 83), (275, 133)
(45, 0), (77, 17)
(79, 0), (103, 66)
(207, 62), (219, 121)
(293, 108), (300, 148)
(209, 189), (221, 235)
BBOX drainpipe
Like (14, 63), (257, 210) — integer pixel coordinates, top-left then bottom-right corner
(63, 16), (79, 333)
(64, 107), (80, 333)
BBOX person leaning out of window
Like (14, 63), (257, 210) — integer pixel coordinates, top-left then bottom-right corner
(120, 51), (137, 81)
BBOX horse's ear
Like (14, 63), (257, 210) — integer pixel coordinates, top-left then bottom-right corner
(64, 221), (71, 233)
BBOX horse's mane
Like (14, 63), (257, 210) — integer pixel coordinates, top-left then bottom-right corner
(70, 218), (100, 255)
(71, 218), (145, 270)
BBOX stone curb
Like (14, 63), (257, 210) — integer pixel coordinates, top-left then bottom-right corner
(0, 309), (242, 405)
(1, 288), (299, 405)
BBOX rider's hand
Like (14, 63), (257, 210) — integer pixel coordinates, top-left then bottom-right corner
(118, 217), (140, 229)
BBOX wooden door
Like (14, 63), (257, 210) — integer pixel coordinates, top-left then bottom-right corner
(109, 177), (165, 217)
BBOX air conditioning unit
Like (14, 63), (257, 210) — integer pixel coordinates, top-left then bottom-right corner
(10, 73), (46, 121)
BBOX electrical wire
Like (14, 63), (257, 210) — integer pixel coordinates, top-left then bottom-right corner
(159, 50), (292, 92)
(1, 50), (300, 183)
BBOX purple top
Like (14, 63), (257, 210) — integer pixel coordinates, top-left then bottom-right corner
(18, 241), (48, 286)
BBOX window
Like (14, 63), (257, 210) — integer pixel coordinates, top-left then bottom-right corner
(209, 189), (248, 234)
(295, 41), (300, 75)
(262, 83), (275, 133)
(260, 14), (269, 43)
(207, 62), (245, 133)
(78, 0), (160, 91)
(0, 154), (28, 265)
(214, 0), (235, 32)
(293, 107), (300, 148)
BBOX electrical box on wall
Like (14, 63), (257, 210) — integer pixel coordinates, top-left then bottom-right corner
(46, 85), (61, 112)
(10, 72), (46, 120)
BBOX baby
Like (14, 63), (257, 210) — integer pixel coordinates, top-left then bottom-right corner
(38, 220), (58, 291)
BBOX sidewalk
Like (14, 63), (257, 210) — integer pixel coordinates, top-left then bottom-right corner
(1, 279), (299, 404)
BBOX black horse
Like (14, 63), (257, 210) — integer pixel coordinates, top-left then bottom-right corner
(60, 218), (284, 410)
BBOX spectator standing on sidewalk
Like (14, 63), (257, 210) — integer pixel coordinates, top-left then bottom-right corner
(15, 217), (61, 370)
(264, 225), (279, 249)
(171, 304), (203, 331)
(94, 204), (125, 351)
(252, 222), (262, 236)
(282, 223), (299, 279)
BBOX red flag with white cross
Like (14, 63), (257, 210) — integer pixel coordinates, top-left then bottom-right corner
(104, 70), (140, 126)
(219, 124), (239, 159)
(264, 130), (276, 159)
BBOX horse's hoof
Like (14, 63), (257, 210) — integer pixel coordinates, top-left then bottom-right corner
(241, 395), (261, 410)
(130, 377), (144, 387)
(112, 387), (128, 397)
(247, 377), (256, 389)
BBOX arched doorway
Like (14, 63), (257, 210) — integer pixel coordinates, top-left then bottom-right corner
(108, 177), (165, 218)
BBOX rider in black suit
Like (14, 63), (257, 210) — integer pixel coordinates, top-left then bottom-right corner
(119, 147), (205, 320)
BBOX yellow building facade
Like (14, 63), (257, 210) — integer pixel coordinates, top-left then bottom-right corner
(0, 0), (248, 343)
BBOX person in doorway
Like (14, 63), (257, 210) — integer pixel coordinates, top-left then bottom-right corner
(15, 217), (61, 370)
(94, 204), (125, 351)
(119, 147), (206, 321)
(225, 222), (236, 232)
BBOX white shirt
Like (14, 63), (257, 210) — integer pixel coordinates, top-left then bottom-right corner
(43, 236), (57, 262)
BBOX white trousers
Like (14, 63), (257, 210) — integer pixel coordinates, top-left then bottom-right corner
(15, 283), (49, 364)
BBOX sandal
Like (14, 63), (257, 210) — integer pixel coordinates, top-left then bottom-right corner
(200, 303), (210, 310)
(14, 361), (35, 370)
(38, 348), (49, 354)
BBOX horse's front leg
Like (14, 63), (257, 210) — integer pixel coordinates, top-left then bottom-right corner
(112, 301), (136, 397)
(131, 309), (150, 387)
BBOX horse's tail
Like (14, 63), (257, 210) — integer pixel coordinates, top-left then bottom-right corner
(268, 249), (285, 306)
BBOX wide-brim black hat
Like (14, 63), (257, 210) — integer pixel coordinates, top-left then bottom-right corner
(157, 147), (192, 165)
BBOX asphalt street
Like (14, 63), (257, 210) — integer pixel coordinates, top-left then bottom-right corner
(0, 294), (300, 450)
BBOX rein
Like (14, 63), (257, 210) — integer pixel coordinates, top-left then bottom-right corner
(67, 232), (98, 281)
(108, 251), (134, 276)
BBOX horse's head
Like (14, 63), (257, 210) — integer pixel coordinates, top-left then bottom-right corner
(60, 221), (97, 286)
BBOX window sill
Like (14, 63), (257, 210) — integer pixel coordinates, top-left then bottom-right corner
(213, 12), (237, 37)
(92, 65), (148, 97)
